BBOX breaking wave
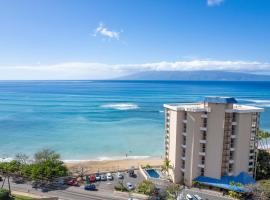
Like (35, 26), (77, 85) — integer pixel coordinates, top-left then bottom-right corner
(101, 103), (139, 110)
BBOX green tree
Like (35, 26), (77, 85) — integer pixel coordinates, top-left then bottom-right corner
(137, 180), (156, 196)
(258, 130), (270, 139)
(34, 149), (60, 163)
(165, 183), (184, 200)
(256, 150), (270, 180)
(161, 158), (173, 179)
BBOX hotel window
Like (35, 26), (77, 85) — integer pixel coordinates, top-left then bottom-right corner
(200, 168), (204, 176)
(182, 148), (186, 157)
(181, 172), (185, 178)
(202, 118), (207, 127)
(183, 135), (186, 145)
(184, 111), (187, 120)
(249, 161), (253, 166)
(182, 160), (185, 169)
(232, 125), (236, 135)
(229, 164), (233, 173)
(229, 151), (234, 160)
(202, 132), (207, 140)
(183, 123), (187, 132)
(232, 113), (237, 122)
(230, 138), (235, 148)
(201, 144), (206, 152)
(201, 156), (205, 165)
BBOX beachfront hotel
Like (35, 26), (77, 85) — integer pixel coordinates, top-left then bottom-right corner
(164, 96), (264, 187)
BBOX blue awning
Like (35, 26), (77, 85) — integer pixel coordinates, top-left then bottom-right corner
(193, 172), (255, 193)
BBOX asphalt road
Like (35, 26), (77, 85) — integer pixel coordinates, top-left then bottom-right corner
(180, 188), (233, 200)
(0, 171), (145, 200)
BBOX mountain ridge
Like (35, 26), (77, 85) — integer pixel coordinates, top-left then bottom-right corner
(117, 70), (270, 81)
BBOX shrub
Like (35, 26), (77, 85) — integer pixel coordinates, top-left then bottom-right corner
(114, 183), (128, 192)
(228, 190), (243, 199)
(0, 188), (11, 200)
(137, 180), (155, 196)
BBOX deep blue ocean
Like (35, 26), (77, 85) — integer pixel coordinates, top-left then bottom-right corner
(0, 81), (269, 160)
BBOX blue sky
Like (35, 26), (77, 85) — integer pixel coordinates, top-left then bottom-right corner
(0, 0), (270, 79)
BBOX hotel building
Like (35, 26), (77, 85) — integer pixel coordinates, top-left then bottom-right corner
(164, 96), (263, 186)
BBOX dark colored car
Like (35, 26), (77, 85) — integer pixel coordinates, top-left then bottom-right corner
(84, 184), (96, 191)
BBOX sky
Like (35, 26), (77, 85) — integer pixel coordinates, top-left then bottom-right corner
(0, 0), (270, 79)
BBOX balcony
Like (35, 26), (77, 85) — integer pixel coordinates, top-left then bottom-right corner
(228, 172), (234, 176)
(198, 164), (205, 168)
(182, 119), (187, 123)
(181, 144), (186, 148)
(181, 168), (185, 172)
(229, 160), (234, 164)
(232, 122), (237, 126)
(182, 132), (187, 136)
(230, 147), (235, 151)
(201, 114), (208, 118)
(230, 134), (236, 139)
(199, 151), (206, 156)
(181, 156), (186, 161)
(200, 127), (207, 131)
(199, 139), (207, 144)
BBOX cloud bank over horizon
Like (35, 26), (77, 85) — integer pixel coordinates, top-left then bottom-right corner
(0, 59), (269, 80)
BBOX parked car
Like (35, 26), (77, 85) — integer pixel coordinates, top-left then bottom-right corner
(90, 175), (96, 182)
(95, 173), (101, 181)
(106, 173), (113, 180)
(186, 194), (193, 200)
(117, 172), (124, 179)
(128, 167), (135, 177)
(67, 179), (79, 186)
(194, 194), (203, 200)
(84, 184), (96, 191)
(100, 174), (107, 181)
(126, 182), (134, 190)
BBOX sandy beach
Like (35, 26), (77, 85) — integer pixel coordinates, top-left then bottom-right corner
(66, 158), (163, 174)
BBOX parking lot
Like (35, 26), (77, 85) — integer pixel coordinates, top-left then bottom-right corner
(83, 170), (145, 192)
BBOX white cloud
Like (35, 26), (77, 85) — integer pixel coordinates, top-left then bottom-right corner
(0, 59), (269, 80)
(93, 23), (120, 40)
(207, 0), (224, 6)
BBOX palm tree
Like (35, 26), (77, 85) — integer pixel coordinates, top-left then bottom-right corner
(258, 130), (270, 150)
(161, 158), (173, 178)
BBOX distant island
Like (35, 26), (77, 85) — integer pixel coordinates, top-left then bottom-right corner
(117, 70), (270, 81)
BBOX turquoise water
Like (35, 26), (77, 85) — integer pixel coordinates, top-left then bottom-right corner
(146, 169), (160, 178)
(0, 81), (269, 160)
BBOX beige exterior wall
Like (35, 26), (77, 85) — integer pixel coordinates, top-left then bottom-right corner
(164, 98), (263, 187)
(234, 113), (253, 175)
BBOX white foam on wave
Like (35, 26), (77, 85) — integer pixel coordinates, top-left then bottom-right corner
(238, 99), (270, 107)
(63, 155), (152, 163)
(0, 157), (13, 162)
(101, 103), (139, 110)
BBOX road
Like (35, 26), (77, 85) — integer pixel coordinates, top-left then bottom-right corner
(3, 182), (130, 200)
(180, 188), (233, 200)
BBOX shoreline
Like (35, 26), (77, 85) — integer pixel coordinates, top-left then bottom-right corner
(65, 157), (163, 174)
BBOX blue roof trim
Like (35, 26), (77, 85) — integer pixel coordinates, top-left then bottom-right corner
(204, 96), (238, 104)
(193, 172), (255, 193)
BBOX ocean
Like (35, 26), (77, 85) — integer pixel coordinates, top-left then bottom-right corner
(0, 81), (269, 161)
